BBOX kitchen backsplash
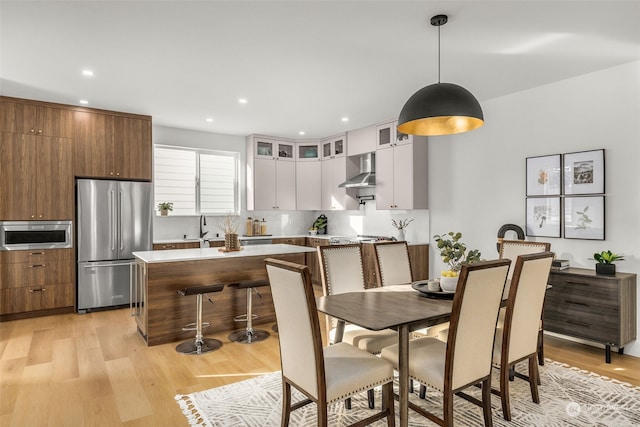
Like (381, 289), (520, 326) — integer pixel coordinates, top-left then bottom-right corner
(153, 203), (430, 243)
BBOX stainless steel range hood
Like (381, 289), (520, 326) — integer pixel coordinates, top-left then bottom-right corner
(338, 153), (375, 188)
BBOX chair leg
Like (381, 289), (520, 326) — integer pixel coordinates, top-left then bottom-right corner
(482, 378), (493, 427)
(500, 363), (512, 421)
(367, 388), (375, 409)
(318, 400), (328, 427)
(419, 384), (426, 399)
(443, 390), (455, 427)
(528, 354), (540, 404)
(537, 328), (545, 366)
(409, 380), (414, 393)
(344, 397), (351, 410)
(281, 380), (291, 427)
(382, 382), (396, 427)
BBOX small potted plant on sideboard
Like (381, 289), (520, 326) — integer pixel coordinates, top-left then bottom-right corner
(433, 231), (482, 291)
(593, 250), (624, 276)
(157, 202), (173, 216)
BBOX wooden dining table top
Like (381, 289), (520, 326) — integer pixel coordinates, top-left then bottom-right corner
(316, 285), (454, 332)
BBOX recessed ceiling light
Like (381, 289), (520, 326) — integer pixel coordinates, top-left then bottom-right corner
(206, 117), (214, 122)
(238, 98), (248, 104)
(299, 131), (305, 135)
(79, 100), (89, 105)
(82, 70), (94, 76)
(341, 117), (349, 122)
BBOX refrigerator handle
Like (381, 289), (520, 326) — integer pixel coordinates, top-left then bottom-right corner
(119, 190), (124, 251)
(130, 262), (135, 316)
(109, 190), (116, 251)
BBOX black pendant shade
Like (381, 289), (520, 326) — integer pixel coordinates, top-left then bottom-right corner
(398, 14), (484, 136)
(397, 82), (484, 136)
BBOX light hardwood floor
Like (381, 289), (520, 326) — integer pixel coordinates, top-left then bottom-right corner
(1, 308), (638, 426)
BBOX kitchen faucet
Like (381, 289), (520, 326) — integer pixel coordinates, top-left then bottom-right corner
(200, 215), (209, 239)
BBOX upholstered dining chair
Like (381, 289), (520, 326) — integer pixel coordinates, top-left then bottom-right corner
(499, 239), (551, 365)
(264, 258), (396, 427)
(317, 244), (397, 409)
(381, 259), (510, 427)
(374, 241), (449, 341)
(372, 240), (413, 287)
(492, 252), (554, 421)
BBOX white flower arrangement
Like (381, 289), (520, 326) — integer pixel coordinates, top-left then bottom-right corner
(218, 213), (239, 235)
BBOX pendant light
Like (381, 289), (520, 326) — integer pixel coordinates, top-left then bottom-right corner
(397, 14), (484, 136)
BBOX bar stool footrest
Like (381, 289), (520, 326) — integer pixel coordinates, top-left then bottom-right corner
(182, 322), (210, 332)
(233, 314), (259, 322)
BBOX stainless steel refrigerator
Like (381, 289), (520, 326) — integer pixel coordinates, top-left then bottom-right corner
(77, 179), (152, 312)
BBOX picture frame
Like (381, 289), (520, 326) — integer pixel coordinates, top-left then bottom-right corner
(563, 149), (605, 195)
(526, 154), (561, 196)
(563, 196), (605, 240)
(525, 197), (561, 238)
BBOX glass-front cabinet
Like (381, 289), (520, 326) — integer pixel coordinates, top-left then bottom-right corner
(255, 137), (294, 161)
(376, 121), (412, 149)
(296, 141), (320, 162)
(321, 134), (346, 160)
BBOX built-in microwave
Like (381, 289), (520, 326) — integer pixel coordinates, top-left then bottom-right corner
(0, 221), (73, 251)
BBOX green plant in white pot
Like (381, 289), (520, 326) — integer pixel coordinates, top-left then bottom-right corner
(593, 250), (624, 276)
(433, 232), (482, 292)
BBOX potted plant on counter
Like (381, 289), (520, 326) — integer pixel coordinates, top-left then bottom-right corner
(433, 231), (482, 292)
(593, 250), (624, 276)
(157, 202), (173, 216)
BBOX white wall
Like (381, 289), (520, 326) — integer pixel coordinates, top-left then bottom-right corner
(428, 61), (640, 357)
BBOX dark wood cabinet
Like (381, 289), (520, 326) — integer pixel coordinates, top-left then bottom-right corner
(0, 132), (73, 220)
(0, 100), (73, 138)
(153, 242), (201, 250)
(544, 268), (637, 363)
(0, 249), (74, 317)
(74, 111), (152, 180)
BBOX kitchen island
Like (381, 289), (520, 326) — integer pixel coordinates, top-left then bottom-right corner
(133, 244), (315, 346)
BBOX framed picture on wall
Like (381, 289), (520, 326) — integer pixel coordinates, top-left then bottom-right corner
(564, 196), (605, 240)
(526, 154), (561, 196)
(525, 197), (561, 238)
(563, 149), (605, 195)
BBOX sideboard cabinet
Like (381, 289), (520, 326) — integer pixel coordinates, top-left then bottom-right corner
(544, 268), (637, 363)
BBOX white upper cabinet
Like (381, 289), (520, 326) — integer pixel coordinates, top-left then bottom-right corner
(247, 136), (297, 210)
(296, 141), (321, 210)
(375, 123), (427, 210)
(321, 134), (346, 160)
(347, 125), (376, 156)
(296, 140), (320, 162)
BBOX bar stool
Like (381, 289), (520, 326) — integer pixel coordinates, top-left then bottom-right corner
(175, 283), (225, 355)
(228, 279), (270, 344)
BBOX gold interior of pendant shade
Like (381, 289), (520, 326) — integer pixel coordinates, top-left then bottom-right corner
(397, 116), (484, 136)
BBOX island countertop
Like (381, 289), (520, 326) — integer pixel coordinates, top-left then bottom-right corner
(134, 243), (315, 263)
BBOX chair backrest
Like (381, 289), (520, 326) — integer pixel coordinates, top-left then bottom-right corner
(499, 240), (551, 279)
(265, 258), (325, 400)
(373, 241), (413, 286)
(501, 252), (554, 363)
(317, 244), (365, 296)
(446, 259), (510, 390)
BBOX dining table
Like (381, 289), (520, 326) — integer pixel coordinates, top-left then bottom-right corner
(316, 284), (454, 427)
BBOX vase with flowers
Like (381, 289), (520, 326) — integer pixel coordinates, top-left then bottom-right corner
(218, 213), (240, 251)
(433, 231), (482, 291)
(391, 218), (413, 241)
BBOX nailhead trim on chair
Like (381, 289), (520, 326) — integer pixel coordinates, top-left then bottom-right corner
(328, 376), (394, 404)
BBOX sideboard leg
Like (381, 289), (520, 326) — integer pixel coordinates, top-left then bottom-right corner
(605, 344), (611, 364)
(618, 347), (624, 355)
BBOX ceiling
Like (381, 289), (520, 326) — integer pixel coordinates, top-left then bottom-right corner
(2, 1), (639, 140)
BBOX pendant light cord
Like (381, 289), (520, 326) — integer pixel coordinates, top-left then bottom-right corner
(437, 23), (441, 83)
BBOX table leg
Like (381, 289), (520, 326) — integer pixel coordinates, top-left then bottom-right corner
(398, 325), (409, 427)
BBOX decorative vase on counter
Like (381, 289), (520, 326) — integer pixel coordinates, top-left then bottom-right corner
(397, 230), (406, 241)
(225, 233), (240, 250)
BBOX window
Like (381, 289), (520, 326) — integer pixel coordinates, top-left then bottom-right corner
(154, 145), (240, 216)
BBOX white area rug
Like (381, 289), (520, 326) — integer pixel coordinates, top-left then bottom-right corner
(176, 360), (640, 426)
